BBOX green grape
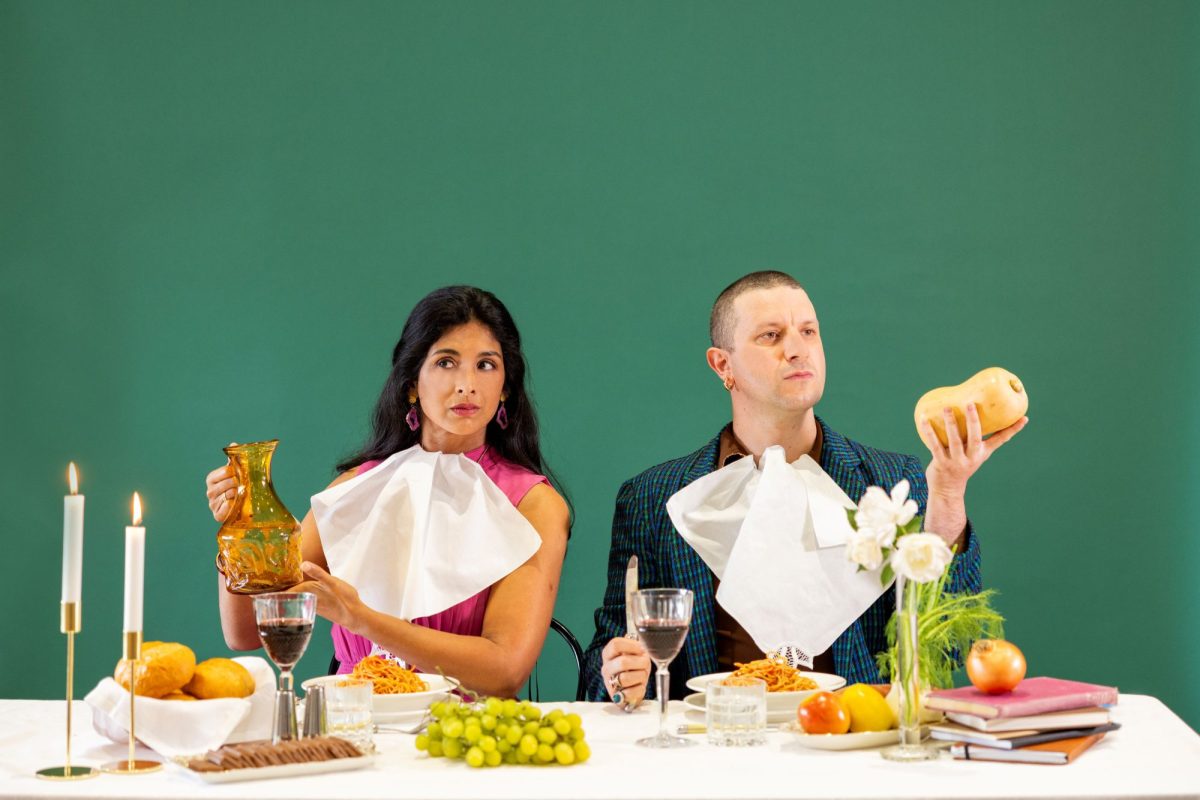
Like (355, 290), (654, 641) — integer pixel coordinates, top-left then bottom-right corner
(421, 697), (590, 768)
(443, 738), (463, 759)
(554, 742), (575, 765)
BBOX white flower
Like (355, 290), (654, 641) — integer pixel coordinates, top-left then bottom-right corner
(891, 532), (954, 583)
(854, 480), (918, 544)
(845, 532), (885, 570)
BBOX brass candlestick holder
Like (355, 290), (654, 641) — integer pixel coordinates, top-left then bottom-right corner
(101, 631), (162, 775)
(36, 603), (98, 781)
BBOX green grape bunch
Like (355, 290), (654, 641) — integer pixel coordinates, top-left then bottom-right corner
(415, 696), (591, 768)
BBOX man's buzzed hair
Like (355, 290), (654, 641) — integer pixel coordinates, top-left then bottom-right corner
(710, 270), (805, 349)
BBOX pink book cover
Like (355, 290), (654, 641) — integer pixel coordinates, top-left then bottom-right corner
(926, 677), (1119, 719)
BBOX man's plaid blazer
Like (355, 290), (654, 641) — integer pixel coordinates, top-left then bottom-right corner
(582, 417), (983, 701)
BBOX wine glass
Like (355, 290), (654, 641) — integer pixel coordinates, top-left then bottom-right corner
(632, 588), (694, 748)
(252, 591), (316, 742)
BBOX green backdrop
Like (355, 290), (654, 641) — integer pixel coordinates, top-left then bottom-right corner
(3, 1), (1197, 731)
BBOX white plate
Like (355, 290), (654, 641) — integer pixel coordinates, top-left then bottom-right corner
(301, 674), (453, 722)
(781, 721), (927, 751)
(683, 692), (798, 725)
(179, 754), (374, 783)
(684, 671), (846, 714)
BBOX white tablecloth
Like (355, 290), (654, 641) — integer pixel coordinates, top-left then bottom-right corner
(1, 695), (1197, 800)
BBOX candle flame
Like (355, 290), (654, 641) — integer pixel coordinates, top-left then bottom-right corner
(132, 492), (142, 526)
(68, 462), (79, 495)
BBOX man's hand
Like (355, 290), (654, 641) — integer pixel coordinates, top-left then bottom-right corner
(600, 636), (651, 707)
(918, 403), (1027, 544)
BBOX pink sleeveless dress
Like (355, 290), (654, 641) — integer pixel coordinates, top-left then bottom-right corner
(330, 444), (547, 674)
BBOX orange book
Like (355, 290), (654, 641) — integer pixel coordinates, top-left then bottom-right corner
(950, 733), (1107, 765)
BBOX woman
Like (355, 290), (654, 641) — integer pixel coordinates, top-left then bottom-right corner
(205, 286), (570, 697)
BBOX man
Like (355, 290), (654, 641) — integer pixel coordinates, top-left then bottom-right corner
(582, 271), (1026, 703)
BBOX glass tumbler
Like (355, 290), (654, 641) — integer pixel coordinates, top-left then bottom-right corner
(327, 678), (375, 754)
(706, 678), (767, 746)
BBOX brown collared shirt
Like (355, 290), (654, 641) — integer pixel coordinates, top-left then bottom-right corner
(712, 423), (837, 676)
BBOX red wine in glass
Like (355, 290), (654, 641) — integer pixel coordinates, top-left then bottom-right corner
(636, 619), (690, 663)
(257, 617), (313, 669)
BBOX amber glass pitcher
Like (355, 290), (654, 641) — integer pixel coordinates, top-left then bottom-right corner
(216, 440), (303, 594)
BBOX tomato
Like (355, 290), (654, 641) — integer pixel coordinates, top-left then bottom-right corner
(797, 691), (851, 734)
(966, 639), (1027, 694)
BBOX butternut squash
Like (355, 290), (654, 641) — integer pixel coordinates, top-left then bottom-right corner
(915, 367), (1028, 447)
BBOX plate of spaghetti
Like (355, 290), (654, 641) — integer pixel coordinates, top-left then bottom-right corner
(685, 658), (844, 715)
(302, 659), (453, 722)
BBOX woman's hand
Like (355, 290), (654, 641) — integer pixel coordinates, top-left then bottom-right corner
(205, 443), (239, 522)
(292, 561), (365, 630)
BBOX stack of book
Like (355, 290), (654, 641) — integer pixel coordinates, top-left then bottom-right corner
(926, 677), (1120, 764)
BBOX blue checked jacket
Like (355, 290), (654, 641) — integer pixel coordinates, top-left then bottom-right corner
(582, 418), (982, 701)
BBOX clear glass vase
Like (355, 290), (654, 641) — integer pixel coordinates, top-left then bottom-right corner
(216, 440), (302, 594)
(880, 575), (940, 762)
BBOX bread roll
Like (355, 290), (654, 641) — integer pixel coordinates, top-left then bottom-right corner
(184, 658), (256, 699)
(161, 691), (198, 701)
(114, 641), (196, 698)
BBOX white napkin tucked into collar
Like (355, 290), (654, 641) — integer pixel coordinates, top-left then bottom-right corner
(310, 445), (542, 622)
(84, 657), (274, 759)
(666, 445), (890, 662)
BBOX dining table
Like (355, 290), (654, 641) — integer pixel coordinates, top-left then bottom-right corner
(1, 694), (1197, 800)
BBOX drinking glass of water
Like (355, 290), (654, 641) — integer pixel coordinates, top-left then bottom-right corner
(631, 588), (694, 748)
(327, 678), (374, 754)
(706, 677), (767, 746)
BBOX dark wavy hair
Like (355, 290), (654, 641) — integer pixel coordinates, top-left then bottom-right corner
(337, 287), (565, 506)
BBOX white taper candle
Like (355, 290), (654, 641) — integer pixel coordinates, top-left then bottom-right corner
(123, 492), (144, 632)
(62, 463), (84, 604)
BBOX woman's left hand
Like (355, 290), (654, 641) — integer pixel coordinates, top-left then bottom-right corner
(291, 562), (363, 630)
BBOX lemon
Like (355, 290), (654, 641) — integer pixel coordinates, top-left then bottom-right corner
(840, 684), (896, 732)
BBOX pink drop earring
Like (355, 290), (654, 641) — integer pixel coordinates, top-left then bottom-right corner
(406, 393), (420, 431)
(496, 395), (509, 430)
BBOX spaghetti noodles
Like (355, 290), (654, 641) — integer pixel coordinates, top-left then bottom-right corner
(723, 656), (819, 692)
(349, 655), (429, 694)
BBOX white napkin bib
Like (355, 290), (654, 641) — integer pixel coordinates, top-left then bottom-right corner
(310, 445), (542, 622)
(666, 446), (890, 662)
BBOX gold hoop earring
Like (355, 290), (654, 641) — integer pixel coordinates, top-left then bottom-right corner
(723, 376), (735, 392)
